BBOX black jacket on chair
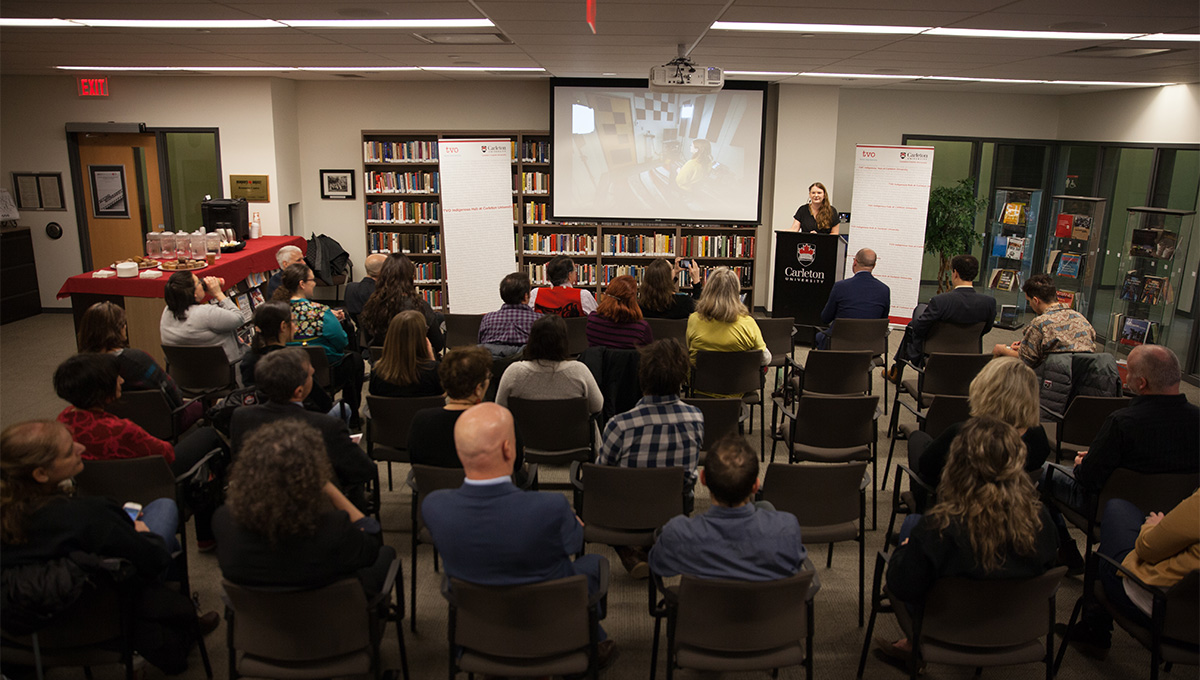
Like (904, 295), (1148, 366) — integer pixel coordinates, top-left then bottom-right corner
(231, 401), (375, 491)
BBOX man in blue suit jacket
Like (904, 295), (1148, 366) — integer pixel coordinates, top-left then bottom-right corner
(816, 248), (890, 350)
(422, 402), (617, 661)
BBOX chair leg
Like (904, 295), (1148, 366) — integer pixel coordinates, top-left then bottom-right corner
(196, 625), (214, 679)
(397, 610), (411, 680)
(882, 432), (899, 492)
(759, 400), (765, 457)
(857, 593), (880, 679)
(410, 544), (418, 633)
(387, 461), (393, 491)
(826, 543), (834, 568)
(650, 616), (661, 680)
(1053, 595), (1085, 673)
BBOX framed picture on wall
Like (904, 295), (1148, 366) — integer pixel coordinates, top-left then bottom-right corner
(12, 172), (66, 211)
(320, 169), (355, 200)
(88, 165), (129, 218)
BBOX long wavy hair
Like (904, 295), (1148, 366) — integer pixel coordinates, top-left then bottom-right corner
(1, 421), (73, 545)
(926, 416), (1044, 573)
(694, 267), (746, 323)
(361, 253), (420, 338)
(375, 310), (430, 386)
(77, 301), (128, 353)
(968, 357), (1040, 431)
(225, 421), (332, 546)
(596, 275), (643, 323)
(809, 182), (835, 231)
(638, 259), (678, 314)
(271, 263), (312, 302)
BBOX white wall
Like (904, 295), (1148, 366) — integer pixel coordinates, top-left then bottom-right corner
(1058, 84), (1200, 145)
(270, 79), (302, 235)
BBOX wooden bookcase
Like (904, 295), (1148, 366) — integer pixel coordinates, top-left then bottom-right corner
(361, 130), (759, 312)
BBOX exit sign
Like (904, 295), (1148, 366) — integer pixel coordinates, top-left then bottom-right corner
(78, 77), (109, 97)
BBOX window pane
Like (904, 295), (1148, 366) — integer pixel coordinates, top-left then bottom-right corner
(164, 132), (221, 234)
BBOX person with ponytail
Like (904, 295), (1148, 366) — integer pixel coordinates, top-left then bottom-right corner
(160, 270), (245, 362)
(790, 181), (840, 235)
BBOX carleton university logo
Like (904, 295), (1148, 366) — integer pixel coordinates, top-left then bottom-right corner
(796, 243), (816, 267)
(900, 151), (907, 159)
(481, 145), (488, 153)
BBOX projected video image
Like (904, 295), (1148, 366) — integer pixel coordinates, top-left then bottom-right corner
(553, 85), (765, 223)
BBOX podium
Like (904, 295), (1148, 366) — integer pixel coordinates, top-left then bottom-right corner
(771, 232), (847, 344)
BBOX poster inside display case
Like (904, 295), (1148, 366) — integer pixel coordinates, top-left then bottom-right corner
(1045, 196), (1106, 320)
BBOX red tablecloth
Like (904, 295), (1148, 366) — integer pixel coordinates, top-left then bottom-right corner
(57, 235), (306, 299)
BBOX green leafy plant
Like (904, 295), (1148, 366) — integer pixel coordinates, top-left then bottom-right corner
(926, 178), (988, 292)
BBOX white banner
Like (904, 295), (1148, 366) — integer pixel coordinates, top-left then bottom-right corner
(847, 145), (935, 325)
(438, 139), (518, 314)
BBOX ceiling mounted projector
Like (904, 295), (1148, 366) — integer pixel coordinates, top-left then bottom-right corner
(649, 56), (724, 93)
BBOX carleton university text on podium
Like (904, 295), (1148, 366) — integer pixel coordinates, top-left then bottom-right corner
(771, 232), (847, 343)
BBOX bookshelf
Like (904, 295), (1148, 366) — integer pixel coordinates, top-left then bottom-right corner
(984, 187), (1043, 317)
(362, 130), (759, 312)
(1044, 196), (1105, 320)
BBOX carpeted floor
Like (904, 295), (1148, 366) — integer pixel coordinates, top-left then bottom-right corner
(2, 311), (1196, 680)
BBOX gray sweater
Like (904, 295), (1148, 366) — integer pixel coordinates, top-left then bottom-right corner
(495, 360), (604, 414)
(160, 297), (245, 362)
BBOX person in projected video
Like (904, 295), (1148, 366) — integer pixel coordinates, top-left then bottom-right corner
(675, 139), (714, 192)
(791, 181), (840, 234)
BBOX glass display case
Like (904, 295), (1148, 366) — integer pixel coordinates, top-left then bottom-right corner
(1104, 207), (1195, 354)
(985, 187), (1042, 319)
(1045, 196), (1106, 320)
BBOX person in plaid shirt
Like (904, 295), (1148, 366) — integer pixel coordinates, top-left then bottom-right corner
(478, 272), (540, 357)
(597, 338), (703, 577)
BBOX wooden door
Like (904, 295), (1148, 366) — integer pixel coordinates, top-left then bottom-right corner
(76, 133), (164, 269)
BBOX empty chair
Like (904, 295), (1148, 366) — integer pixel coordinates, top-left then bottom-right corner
(161, 344), (237, 400)
(1043, 395), (1130, 462)
(923, 320), (987, 354)
(692, 350), (764, 452)
(645, 317), (688, 347)
(755, 316), (795, 395)
(563, 316), (589, 356)
(681, 397), (741, 465)
(222, 557), (409, 680)
(830, 317), (891, 412)
(571, 463), (687, 552)
(508, 396), (596, 489)
(104, 388), (193, 443)
(365, 394), (445, 494)
(444, 313), (485, 349)
(888, 352), (990, 438)
(793, 349), (873, 396)
(883, 394), (970, 490)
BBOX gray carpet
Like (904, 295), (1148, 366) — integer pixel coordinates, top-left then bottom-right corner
(2, 311), (1197, 680)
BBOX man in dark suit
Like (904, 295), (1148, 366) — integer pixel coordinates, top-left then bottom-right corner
(422, 402), (617, 664)
(886, 254), (995, 382)
(230, 348), (376, 510)
(815, 247), (891, 350)
(343, 253), (385, 320)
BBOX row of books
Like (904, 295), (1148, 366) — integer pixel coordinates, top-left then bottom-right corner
(516, 172), (550, 194)
(525, 263), (598, 286)
(1120, 271), (1173, 306)
(368, 231), (442, 254)
(364, 140), (439, 164)
(683, 265), (754, 287)
(521, 202), (552, 224)
(1054, 214), (1093, 240)
(365, 201), (441, 224)
(1047, 250), (1083, 278)
(1000, 202), (1029, 226)
(1130, 228), (1178, 259)
(365, 170), (440, 194)
(520, 140), (550, 163)
(991, 235), (1027, 261)
(601, 233), (676, 256)
(230, 288), (267, 323)
(679, 235), (757, 258)
(413, 261), (442, 283)
(1111, 314), (1157, 347)
(420, 289), (443, 309)
(520, 233), (596, 255)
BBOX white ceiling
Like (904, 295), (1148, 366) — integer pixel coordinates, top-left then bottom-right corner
(1, 0), (1197, 94)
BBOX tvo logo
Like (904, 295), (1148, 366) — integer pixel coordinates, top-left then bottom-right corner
(861, 150), (876, 158)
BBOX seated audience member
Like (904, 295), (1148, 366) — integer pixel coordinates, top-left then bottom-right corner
(241, 301), (341, 417)
(478, 272), (540, 357)
(421, 403), (617, 663)
(369, 310), (442, 398)
(816, 248), (890, 350)
(360, 253), (444, 352)
(877, 416), (1059, 668)
(586, 275), (653, 349)
(913, 357), (1051, 507)
(265, 244), (304, 299)
(0, 421), (216, 674)
(214, 421), (394, 597)
(160, 271), (245, 363)
(597, 339), (704, 577)
(686, 266), (769, 398)
(230, 349), (376, 511)
(1045, 344), (1199, 568)
(273, 262), (364, 427)
(1064, 490), (1199, 658)
(410, 346), (491, 464)
(993, 273), (1095, 367)
(495, 314), (603, 414)
(77, 300), (200, 429)
(885, 254), (994, 384)
(639, 258), (702, 320)
(343, 252), (386, 320)
(528, 255), (598, 318)
(650, 435), (806, 581)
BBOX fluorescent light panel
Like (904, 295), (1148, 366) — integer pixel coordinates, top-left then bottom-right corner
(0, 18), (80, 27)
(1131, 33), (1200, 42)
(798, 72), (1171, 87)
(56, 65), (540, 73)
(724, 70), (800, 76)
(282, 19), (493, 28)
(710, 20), (1199, 43)
(76, 19), (283, 28)
(925, 27), (1139, 40)
(712, 21), (927, 35)
(1, 18), (492, 29)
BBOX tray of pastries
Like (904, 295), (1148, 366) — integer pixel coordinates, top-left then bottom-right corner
(161, 258), (208, 271)
(110, 256), (159, 270)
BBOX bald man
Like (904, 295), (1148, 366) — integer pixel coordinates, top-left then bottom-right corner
(815, 248), (890, 350)
(421, 403), (617, 661)
(344, 253), (386, 319)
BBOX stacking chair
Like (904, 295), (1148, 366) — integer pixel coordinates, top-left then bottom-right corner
(364, 394), (445, 495)
(883, 464), (937, 551)
(443, 312), (484, 348)
(508, 396), (597, 490)
(563, 316), (589, 356)
(368, 345), (384, 363)
(882, 394), (970, 490)
(222, 557), (409, 680)
(570, 463), (687, 553)
(692, 350), (764, 453)
(923, 320), (987, 354)
(161, 344), (238, 401)
(446, 566), (609, 680)
(755, 316), (795, 399)
(789, 350), (873, 396)
(859, 550), (1066, 680)
(406, 464), (465, 632)
(104, 388), (193, 443)
(300, 344), (338, 397)
(1042, 395), (1130, 462)
(762, 461), (868, 626)
(681, 397), (741, 465)
(830, 317), (891, 411)
(646, 317), (688, 347)
(484, 353), (521, 403)
(887, 352), (990, 438)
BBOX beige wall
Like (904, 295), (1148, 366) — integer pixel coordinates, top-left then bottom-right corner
(1057, 84), (1200, 145)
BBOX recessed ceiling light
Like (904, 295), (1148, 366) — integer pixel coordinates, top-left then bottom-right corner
(924, 27), (1139, 40)
(6, 17), (494, 29)
(1131, 33), (1200, 42)
(56, 66), (298, 71)
(75, 19), (283, 28)
(712, 21), (928, 35)
(281, 19), (493, 29)
(0, 18), (80, 27)
(800, 72), (918, 79)
(413, 33), (511, 45)
(1049, 79), (1172, 86)
(602, 72), (617, 76)
(301, 66), (420, 72)
(419, 66), (545, 72)
(724, 70), (800, 76)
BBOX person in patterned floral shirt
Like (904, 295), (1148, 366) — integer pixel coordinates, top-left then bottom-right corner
(992, 274), (1094, 368)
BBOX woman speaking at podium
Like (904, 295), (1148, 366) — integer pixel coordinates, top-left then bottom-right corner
(790, 182), (840, 235)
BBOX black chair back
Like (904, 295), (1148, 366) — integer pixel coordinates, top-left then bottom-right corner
(924, 321), (986, 355)
(444, 313), (485, 349)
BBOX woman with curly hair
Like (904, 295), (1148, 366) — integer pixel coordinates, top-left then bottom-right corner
(639, 258), (702, 320)
(213, 420), (394, 595)
(586, 275), (653, 349)
(369, 310), (442, 398)
(875, 416), (1059, 668)
(359, 253), (445, 352)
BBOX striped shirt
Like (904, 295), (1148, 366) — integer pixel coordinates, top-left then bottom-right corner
(597, 395), (704, 486)
(585, 312), (653, 350)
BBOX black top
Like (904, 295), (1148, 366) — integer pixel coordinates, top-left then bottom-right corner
(368, 360), (442, 398)
(114, 348), (183, 409)
(917, 422), (1051, 490)
(343, 277), (376, 317)
(793, 203), (839, 233)
(642, 289), (700, 320)
(408, 406), (525, 470)
(230, 402), (376, 490)
(1074, 393), (1200, 494)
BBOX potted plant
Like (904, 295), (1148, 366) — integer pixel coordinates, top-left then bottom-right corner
(925, 178), (988, 292)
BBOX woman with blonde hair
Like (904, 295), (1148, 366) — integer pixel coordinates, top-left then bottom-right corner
(586, 275), (653, 349)
(876, 416), (1059, 667)
(686, 267), (769, 366)
(914, 356), (1051, 495)
(369, 309), (442, 398)
(790, 181), (839, 234)
(639, 258), (702, 320)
